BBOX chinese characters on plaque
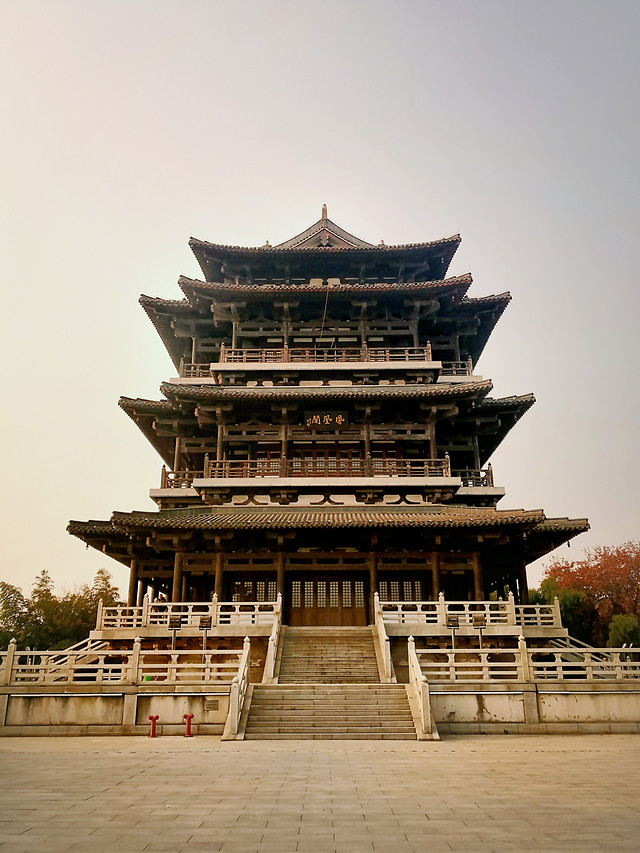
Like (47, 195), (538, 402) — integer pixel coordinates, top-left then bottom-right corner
(304, 411), (349, 430)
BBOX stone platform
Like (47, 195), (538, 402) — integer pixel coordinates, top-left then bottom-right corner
(0, 735), (639, 852)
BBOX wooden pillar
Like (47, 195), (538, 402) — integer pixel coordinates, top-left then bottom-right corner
(127, 558), (138, 607)
(136, 580), (144, 607)
(181, 570), (189, 602)
(430, 551), (440, 599)
(216, 423), (224, 461)
(173, 436), (181, 471)
(276, 552), (285, 598)
(519, 558), (529, 604)
(369, 550), (378, 615)
(471, 552), (484, 600)
(191, 336), (197, 363)
(214, 551), (224, 599)
(172, 552), (184, 602)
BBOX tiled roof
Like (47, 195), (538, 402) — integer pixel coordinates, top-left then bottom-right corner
(478, 394), (535, 412)
(189, 234), (462, 255)
(67, 520), (129, 539)
(119, 397), (176, 415)
(110, 506), (546, 531)
(177, 274), (472, 298)
(159, 379), (493, 404)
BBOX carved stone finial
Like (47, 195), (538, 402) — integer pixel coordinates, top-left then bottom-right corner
(321, 203), (327, 219)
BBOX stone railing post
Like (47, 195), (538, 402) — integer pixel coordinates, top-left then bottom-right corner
(179, 356), (184, 376)
(228, 679), (239, 735)
(130, 637), (142, 685)
(425, 340), (432, 361)
(444, 452), (451, 477)
(507, 591), (517, 626)
(219, 342), (226, 363)
(95, 598), (104, 630)
(436, 591), (446, 626)
(553, 595), (562, 627)
(486, 463), (493, 487)
(211, 593), (218, 627)
(161, 465), (167, 488)
(1, 639), (17, 686)
(142, 593), (150, 628)
(518, 635), (532, 681)
(467, 355), (473, 375)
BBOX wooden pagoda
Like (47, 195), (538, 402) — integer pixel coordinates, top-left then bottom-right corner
(69, 207), (588, 626)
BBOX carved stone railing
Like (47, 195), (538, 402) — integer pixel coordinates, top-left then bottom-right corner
(224, 637), (251, 738)
(97, 597), (279, 631)
(262, 593), (283, 684)
(380, 593), (562, 629)
(407, 636), (438, 738)
(413, 640), (640, 683)
(373, 592), (392, 682)
(0, 639), (246, 686)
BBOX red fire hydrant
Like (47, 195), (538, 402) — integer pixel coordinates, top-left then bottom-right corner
(183, 713), (194, 737)
(148, 715), (159, 738)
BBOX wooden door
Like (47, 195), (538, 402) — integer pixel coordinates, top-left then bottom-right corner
(288, 576), (368, 626)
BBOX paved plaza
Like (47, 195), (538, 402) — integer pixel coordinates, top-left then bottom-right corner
(0, 734), (639, 852)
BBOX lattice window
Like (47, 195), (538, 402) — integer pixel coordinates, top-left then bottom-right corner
(291, 581), (301, 607)
(317, 581), (327, 607)
(378, 581), (388, 600)
(343, 582), (352, 607)
(329, 581), (339, 608)
(304, 581), (314, 607)
(355, 581), (365, 608)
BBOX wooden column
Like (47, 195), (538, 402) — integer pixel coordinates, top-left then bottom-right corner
(276, 552), (285, 598)
(430, 551), (440, 599)
(216, 423), (224, 461)
(471, 552), (484, 600)
(519, 558), (529, 604)
(136, 580), (144, 607)
(173, 436), (181, 472)
(127, 558), (138, 607)
(369, 550), (378, 614)
(181, 570), (189, 602)
(171, 552), (184, 602)
(214, 551), (224, 599)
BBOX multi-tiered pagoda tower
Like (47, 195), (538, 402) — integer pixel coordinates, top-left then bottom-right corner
(69, 208), (588, 625)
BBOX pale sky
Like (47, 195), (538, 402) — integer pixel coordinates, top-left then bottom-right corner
(1, 0), (638, 597)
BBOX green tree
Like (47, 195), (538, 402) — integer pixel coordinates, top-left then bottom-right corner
(529, 578), (599, 644)
(0, 582), (28, 649)
(607, 614), (640, 648)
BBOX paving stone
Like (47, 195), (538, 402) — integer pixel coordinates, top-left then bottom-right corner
(0, 735), (640, 852)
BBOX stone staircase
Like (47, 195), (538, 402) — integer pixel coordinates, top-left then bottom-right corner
(243, 626), (417, 740)
(244, 684), (417, 739)
(278, 627), (381, 683)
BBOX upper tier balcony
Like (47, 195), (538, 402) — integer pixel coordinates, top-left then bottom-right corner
(158, 461), (495, 488)
(178, 345), (473, 379)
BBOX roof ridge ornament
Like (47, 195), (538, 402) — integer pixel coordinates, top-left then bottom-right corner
(322, 203), (327, 220)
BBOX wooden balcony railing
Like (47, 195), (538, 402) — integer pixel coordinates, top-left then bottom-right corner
(202, 457), (452, 479)
(158, 460), (502, 487)
(455, 465), (494, 488)
(178, 347), (474, 375)
(219, 343), (434, 363)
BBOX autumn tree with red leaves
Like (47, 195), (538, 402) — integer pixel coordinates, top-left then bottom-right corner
(542, 541), (640, 644)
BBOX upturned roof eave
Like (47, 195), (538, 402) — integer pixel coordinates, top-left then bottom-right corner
(159, 378), (494, 404)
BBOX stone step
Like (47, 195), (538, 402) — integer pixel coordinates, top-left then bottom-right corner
(244, 732), (417, 740)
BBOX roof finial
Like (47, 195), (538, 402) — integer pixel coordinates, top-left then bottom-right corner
(321, 203), (327, 220)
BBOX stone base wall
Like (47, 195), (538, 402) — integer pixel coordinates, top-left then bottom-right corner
(0, 687), (229, 736)
(429, 681), (640, 734)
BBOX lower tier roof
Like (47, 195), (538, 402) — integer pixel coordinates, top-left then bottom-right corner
(68, 505), (588, 566)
